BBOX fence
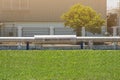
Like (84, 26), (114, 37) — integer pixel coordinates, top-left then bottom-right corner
(0, 27), (76, 37)
(0, 27), (18, 37)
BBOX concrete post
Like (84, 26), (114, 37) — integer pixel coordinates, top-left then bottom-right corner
(112, 27), (117, 50)
(17, 26), (22, 49)
(81, 27), (85, 49)
(49, 26), (54, 48)
(81, 27), (85, 36)
(50, 26), (54, 35)
(112, 27), (117, 36)
(18, 26), (22, 37)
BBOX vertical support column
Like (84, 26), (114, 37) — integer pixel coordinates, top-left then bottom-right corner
(81, 27), (85, 36)
(112, 27), (117, 36)
(18, 26), (22, 37)
(17, 26), (22, 49)
(81, 27), (85, 49)
(112, 27), (117, 50)
(50, 26), (54, 35)
(49, 26), (54, 48)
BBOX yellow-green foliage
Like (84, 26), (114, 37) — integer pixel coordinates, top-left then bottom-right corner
(61, 3), (105, 33)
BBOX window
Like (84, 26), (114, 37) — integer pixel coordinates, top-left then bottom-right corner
(2, 0), (29, 10)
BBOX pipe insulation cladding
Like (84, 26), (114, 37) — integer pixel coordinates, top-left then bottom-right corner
(0, 35), (120, 43)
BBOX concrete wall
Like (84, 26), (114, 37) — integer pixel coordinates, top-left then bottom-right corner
(0, 0), (106, 22)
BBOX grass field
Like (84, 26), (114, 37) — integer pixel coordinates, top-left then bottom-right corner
(0, 50), (120, 80)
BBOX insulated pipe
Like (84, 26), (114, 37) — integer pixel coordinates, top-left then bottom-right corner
(0, 37), (34, 42)
(34, 35), (76, 44)
(76, 37), (120, 42)
(0, 36), (119, 43)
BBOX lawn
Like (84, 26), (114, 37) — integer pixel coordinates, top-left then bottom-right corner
(0, 50), (120, 80)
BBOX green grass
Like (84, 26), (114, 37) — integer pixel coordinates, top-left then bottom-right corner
(0, 50), (120, 80)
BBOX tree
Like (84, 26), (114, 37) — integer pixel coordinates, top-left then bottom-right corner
(61, 3), (105, 36)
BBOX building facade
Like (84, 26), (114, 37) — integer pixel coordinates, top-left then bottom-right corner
(0, 0), (106, 37)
